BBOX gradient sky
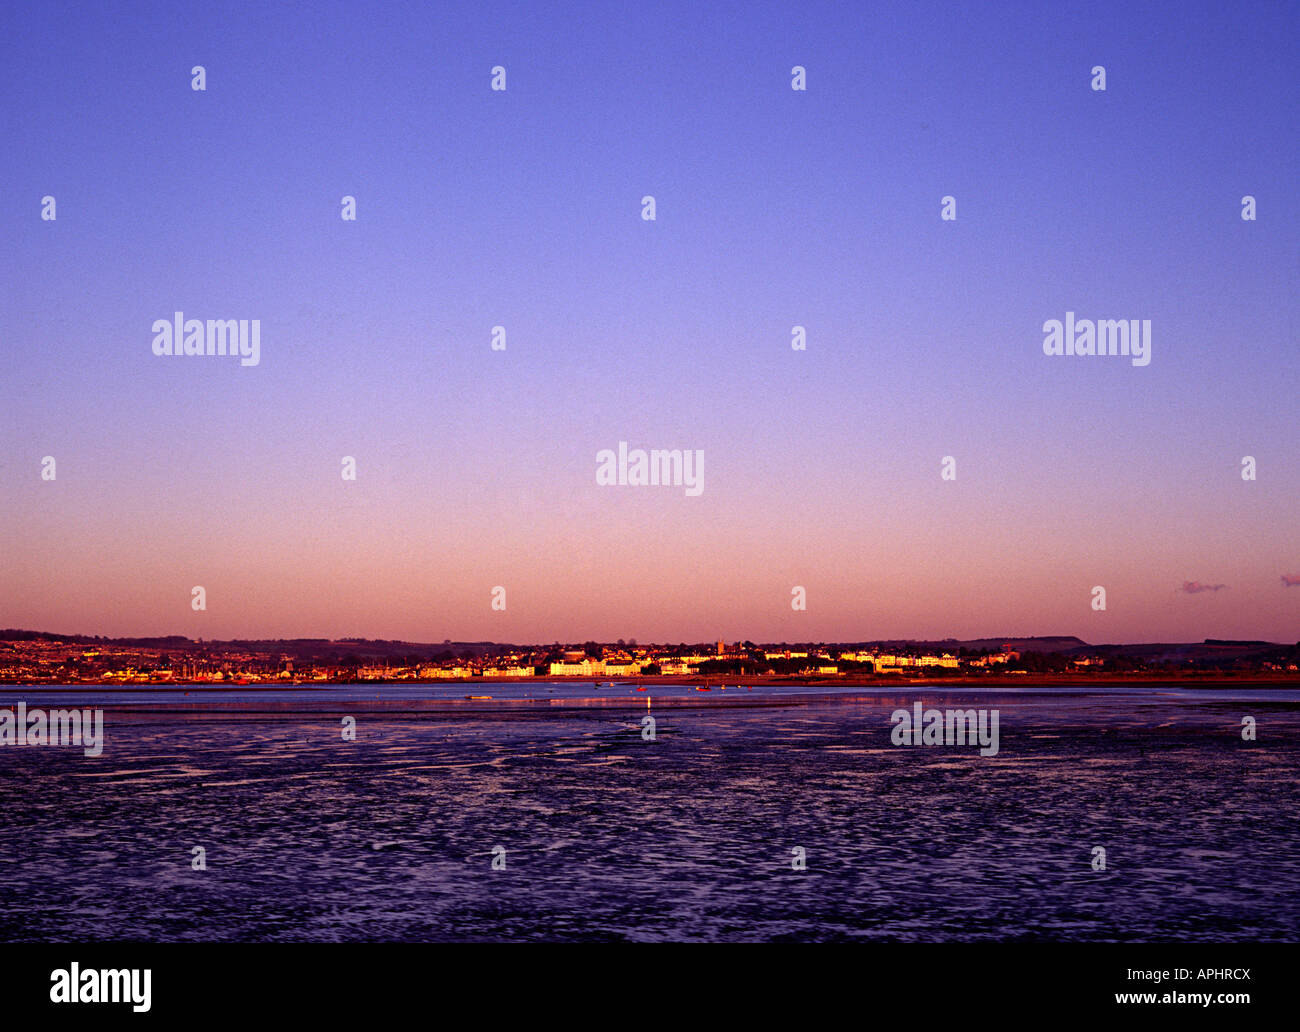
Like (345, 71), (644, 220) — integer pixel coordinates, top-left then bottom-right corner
(2, 0), (1297, 644)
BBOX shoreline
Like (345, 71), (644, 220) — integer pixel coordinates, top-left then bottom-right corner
(3, 672), (1300, 692)
(3, 678), (1299, 721)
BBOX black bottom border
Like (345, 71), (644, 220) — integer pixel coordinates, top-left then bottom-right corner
(1, 941), (1293, 1022)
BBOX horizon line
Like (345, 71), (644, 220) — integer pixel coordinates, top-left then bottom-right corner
(4, 628), (1294, 649)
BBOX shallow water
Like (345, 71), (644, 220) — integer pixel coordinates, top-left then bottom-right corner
(1, 685), (1297, 941)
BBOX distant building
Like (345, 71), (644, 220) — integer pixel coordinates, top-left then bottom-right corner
(549, 659), (605, 676)
(420, 665), (468, 679)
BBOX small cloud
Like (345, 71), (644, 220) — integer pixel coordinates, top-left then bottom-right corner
(1282, 574), (1300, 588)
(1180, 581), (1227, 594)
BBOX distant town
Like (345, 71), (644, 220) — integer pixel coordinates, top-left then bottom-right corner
(1, 630), (1297, 685)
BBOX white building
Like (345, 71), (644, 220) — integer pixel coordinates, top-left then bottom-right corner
(549, 659), (605, 676)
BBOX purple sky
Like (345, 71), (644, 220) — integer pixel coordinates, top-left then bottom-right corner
(1, 0), (1297, 643)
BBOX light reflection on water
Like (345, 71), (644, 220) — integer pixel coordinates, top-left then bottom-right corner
(1, 686), (1298, 942)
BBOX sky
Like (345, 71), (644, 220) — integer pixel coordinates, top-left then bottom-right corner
(1, 0), (1297, 645)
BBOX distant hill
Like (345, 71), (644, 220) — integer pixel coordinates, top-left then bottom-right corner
(1079, 640), (1290, 664)
(1, 630), (1291, 667)
(0, 630), (507, 661)
(858, 636), (1090, 653)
